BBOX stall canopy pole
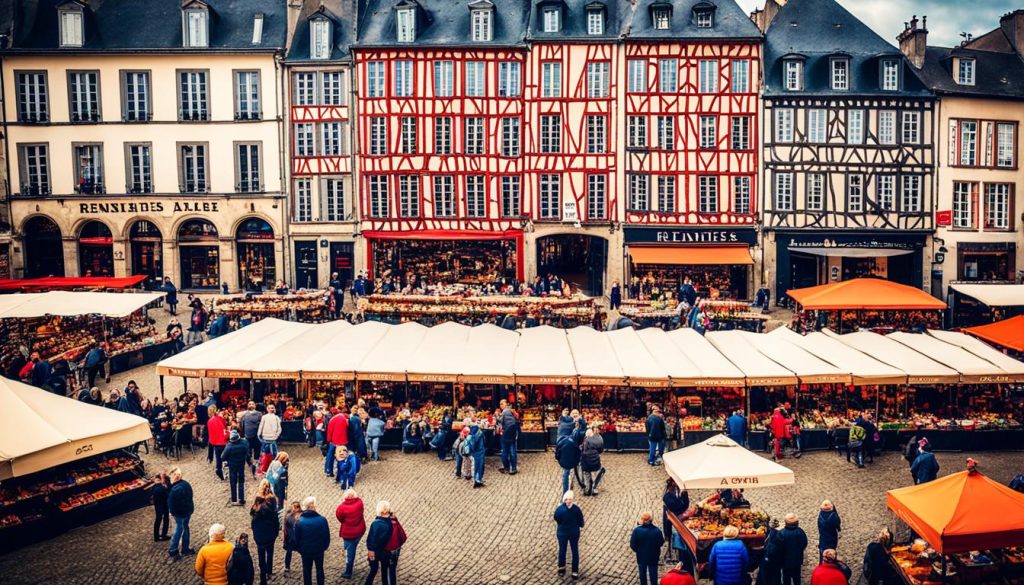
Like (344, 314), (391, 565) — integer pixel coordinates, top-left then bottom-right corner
(184, 377), (188, 393)
(745, 386), (751, 417)
(160, 374), (165, 399)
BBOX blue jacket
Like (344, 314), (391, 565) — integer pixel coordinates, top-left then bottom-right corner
(31, 360), (52, 387)
(556, 416), (575, 438)
(335, 453), (360, 485)
(84, 347), (106, 368)
(630, 523), (665, 566)
(468, 426), (486, 457)
(554, 503), (585, 539)
(163, 282), (178, 305)
(708, 537), (750, 585)
(347, 415), (363, 446)
(365, 516), (393, 554)
(726, 414), (747, 444)
(293, 510), (330, 555)
(208, 315), (229, 338)
(167, 479), (194, 517)
(555, 435), (581, 470)
(817, 509), (841, 551)
(366, 417), (386, 439)
(779, 523), (808, 569)
(911, 451), (939, 484)
(221, 439), (251, 471)
(645, 414), (666, 441)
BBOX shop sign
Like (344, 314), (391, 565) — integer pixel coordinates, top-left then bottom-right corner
(562, 199), (579, 223)
(693, 378), (745, 388)
(977, 375), (1013, 384)
(76, 200), (221, 215)
(786, 237), (918, 251)
(936, 210), (952, 226)
(721, 476), (760, 486)
(624, 228), (758, 245)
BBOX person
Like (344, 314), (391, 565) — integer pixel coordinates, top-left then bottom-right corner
(646, 407), (666, 466)
(227, 533), (255, 585)
(557, 409), (575, 438)
(336, 488), (366, 580)
(208, 406), (230, 480)
(196, 523), (234, 585)
(817, 500), (841, 558)
(756, 520), (784, 585)
(863, 528), (896, 585)
(435, 408), (454, 461)
(163, 277), (179, 315)
(580, 427), (604, 496)
(631, 511), (665, 585)
(661, 563), (698, 585)
(662, 478), (689, 563)
(726, 410), (747, 447)
(810, 549), (851, 585)
(365, 411), (386, 462)
(498, 400), (519, 475)
(118, 380), (143, 416)
(779, 513), (808, 585)
(335, 445), (361, 489)
(267, 452), (289, 503)
(903, 429), (923, 482)
(401, 417), (425, 453)
(208, 312), (230, 339)
(555, 431), (581, 495)
(258, 404), (282, 458)
(349, 407), (367, 461)
(240, 402), (263, 476)
(860, 414), (879, 464)
(554, 490), (585, 579)
(152, 472), (171, 542)
(250, 496), (280, 585)
(847, 419), (867, 469)
(282, 501), (302, 577)
(385, 506), (407, 585)
(325, 407), (350, 475)
(365, 501), (394, 585)
(708, 525), (749, 585)
(468, 421), (486, 488)
(294, 496), (331, 585)
(1010, 470), (1024, 493)
(168, 467), (196, 561)
(221, 430), (253, 506)
(609, 280), (623, 310)
(770, 408), (789, 461)
(83, 343), (109, 387)
(29, 352), (53, 389)
(911, 440), (939, 484)
(453, 424), (472, 480)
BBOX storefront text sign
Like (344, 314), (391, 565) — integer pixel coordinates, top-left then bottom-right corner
(562, 199), (579, 223)
(624, 228), (758, 245)
(76, 200), (221, 215)
(786, 237), (917, 250)
(721, 477), (760, 486)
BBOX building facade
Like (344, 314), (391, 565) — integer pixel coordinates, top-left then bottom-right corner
(2, 0), (287, 291)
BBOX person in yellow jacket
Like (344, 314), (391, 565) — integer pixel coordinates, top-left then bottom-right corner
(195, 523), (234, 585)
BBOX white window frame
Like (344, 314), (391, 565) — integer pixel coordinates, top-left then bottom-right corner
(394, 60), (413, 97)
(234, 70), (260, 120)
(543, 7), (560, 33)
(295, 123), (315, 157)
(952, 182), (975, 229)
(400, 116), (417, 154)
(324, 178), (348, 221)
(658, 116), (675, 150)
(369, 117), (387, 156)
(698, 176), (717, 213)
(501, 117), (520, 157)
(587, 62), (609, 98)
(784, 60), (802, 91)
(541, 61), (561, 98)
(498, 61), (521, 97)
(466, 61), (486, 97)
(699, 115), (715, 149)
(19, 144), (50, 195)
(658, 176), (675, 213)
(847, 110), (864, 144)
(60, 10), (84, 47)
(653, 8), (671, 30)
(179, 143), (207, 192)
(734, 176), (751, 214)
(501, 176), (521, 218)
(698, 59), (717, 94)
(235, 143), (261, 193)
(466, 175), (487, 218)
(731, 116), (750, 150)
(695, 9), (713, 28)
(628, 60), (647, 93)
(310, 19), (331, 59)
(806, 173), (825, 211)
(294, 178), (313, 222)
(808, 109), (827, 144)
(321, 121), (345, 156)
(368, 176), (390, 218)
(433, 176), (455, 217)
(996, 123), (1015, 168)
(434, 61), (454, 97)
(464, 117), (485, 155)
(731, 60), (749, 93)
(901, 175), (922, 213)
(628, 116), (647, 149)
(959, 120), (977, 165)
(957, 58), (975, 86)
(123, 71), (150, 122)
(471, 9), (493, 42)
(16, 72), (49, 123)
(985, 183), (1011, 229)
(881, 59), (900, 91)
(847, 175), (864, 213)
(902, 111), (920, 144)
(126, 143), (152, 193)
(586, 115), (606, 154)
(629, 174), (650, 211)
(396, 8), (416, 43)
(294, 72), (316, 106)
(776, 108), (794, 143)
(399, 175), (420, 218)
(587, 10), (604, 35)
(539, 174), (561, 219)
(321, 71), (344, 105)
(876, 175), (895, 211)
(659, 58), (678, 93)
(184, 9), (209, 48)
(831, 58), (849, 91)
(434, 117), (452, 154)
(179, 70), (208, 121)
(774, 173), (793, 211)
(878, 110), (896, 145)
(587, 174), (606, 219)
(68, 70), (100, 122)
(366, 61), (385, 98)
(540, 115), (561, 153)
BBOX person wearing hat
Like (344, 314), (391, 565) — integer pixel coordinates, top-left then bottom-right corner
(554, 490), (585, 579)
(779, 513), (808, 585)
(810, 549), (852, 585)
(817, 500), (841, 559)
(911, 440), (939, 484)
(631, 511), (666, 585)
(645, 406), (666, 466)
(708, 525), (749, 585)
(221, 429), (253, 506)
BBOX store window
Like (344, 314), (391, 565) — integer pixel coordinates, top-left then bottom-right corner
(129, 220), (162, 287)
(78, 220), (114, 277)
(178, 219), (220, 290)
(236, 217), (276, 291)
(23, 216), (65, 278)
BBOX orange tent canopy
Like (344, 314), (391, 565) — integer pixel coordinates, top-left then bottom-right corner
(964, 315), (1024, 353)
(787, 278), (947, 311)
(886, 469), (1024, 554)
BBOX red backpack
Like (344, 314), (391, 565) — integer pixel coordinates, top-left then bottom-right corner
(385, 518), (407, 552)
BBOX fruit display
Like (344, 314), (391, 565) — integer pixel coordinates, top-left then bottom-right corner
(890, 544), (937, 585)
(619, 299), (680, 320)
(520, 409), (544, 432)
(214, 291), (329, 323)
(683, 506), (770, 541)
(0, 313), (158, 371)
(0, 456), (141, 506)
(357, 294), (602, 327)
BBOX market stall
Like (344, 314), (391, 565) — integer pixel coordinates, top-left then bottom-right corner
(213, 291), (331, 323)
(930, 328), (1024, 378)
(358, 293), (602, 328)
(696, 300), (770, 332)
(949, 283), (1024, 328)
(787, 278), (946, 333)
(0, 275), (148, 293)
(963, 315), (1024, 356)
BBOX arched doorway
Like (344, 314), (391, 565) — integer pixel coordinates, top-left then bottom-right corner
(178, 219), (220, 290)
(23, 216), (65, 278)
(536, 234), (608, 296)
(78, 220), (114, 277)
(129, 220), (163, 288)
(236, 217), (276, 291)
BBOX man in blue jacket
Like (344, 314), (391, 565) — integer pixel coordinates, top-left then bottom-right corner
(555, 433), (581, 495)
(554, 490), (585, 579)
(365, 501), (394, 585)
(468, 423), (487, 488)
(911, 441), (940, 484)
(630, 511), (665, 585)
(293, 496), (330, 585)
(726, 410), (747, 447)
(779, 513), (808, 585)
(167, 467), (195, 560)
(498, 400), (520, 475)
(220, 430), (252, 506)
(645, 407), (666, 466)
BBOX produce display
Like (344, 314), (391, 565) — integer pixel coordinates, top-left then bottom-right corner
(214, 291), (330, 323)
(0, 313), (158, 370)
(791, 308), (943, 334)
(683, 499), (770, 541)
(358, 294), (603, 327)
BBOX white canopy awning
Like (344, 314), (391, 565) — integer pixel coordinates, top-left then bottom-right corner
(663, 434), (795, 489)
(706, 330), (798, 386)
(606, 328), (670, 387)
(460, 325), (521, 384)
(740, 330), (851, 384)
(301, 321), (391, 380)
(950, 284), (1024, 307)
(0, 378), (152, 480)
(156, 318), (297, 377)
(768, 327), (907, 385)
(567, 327), (625, 385)
(635, 328), (705, 386)
(824, 329), (960, 384)
(357, 322), (429, 381)
(665, 329), (746, 387)
(513, 325), (577, 384)
(405, 321), (473, 382)
(888, 331), (1015, 383)
(0, 291), (164, 318)
(249, 320), (352, 379)
(927, 329), (1024, 382)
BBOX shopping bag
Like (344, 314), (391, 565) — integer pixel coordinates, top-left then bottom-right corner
(259, 452), (274, 474)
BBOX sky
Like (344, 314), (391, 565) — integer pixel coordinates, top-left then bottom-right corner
(734, 0), (1019, 47)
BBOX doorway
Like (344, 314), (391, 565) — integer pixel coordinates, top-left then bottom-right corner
(295, 241), (319, 290)
(330, 242), (355, 289)
(23, 216), (65, 278)
(129, 220), (163, 289)
(536, 234), (607, 296)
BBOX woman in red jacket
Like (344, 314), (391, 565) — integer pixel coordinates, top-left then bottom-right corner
(207, 406), (229, 480)
(660, 563), (697, 585)
(810, 549), (852, 585)
(335, 488), (366, 580)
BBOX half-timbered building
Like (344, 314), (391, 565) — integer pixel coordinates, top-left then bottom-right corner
(759, 0), (936, 303)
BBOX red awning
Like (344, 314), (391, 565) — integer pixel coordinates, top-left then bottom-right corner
(0, 276), (148, 293)
(964, 315), (1024, 353)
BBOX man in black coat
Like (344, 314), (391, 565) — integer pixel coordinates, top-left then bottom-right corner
(220, 430), (252, 506)
(630, 511), (665, 585)
(167, 467), (195, 560)
(365, 502), (394, 585)
(555, 434), (581, 496)
(645, 407), (666, 466)
(779, 513), (808, 585)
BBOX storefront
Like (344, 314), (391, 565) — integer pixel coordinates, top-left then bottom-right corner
(956, 242), (1016, 282)
(623, 228), (757, 300)
(365, 231), (524, 288)
(178, 219), (220, 290)
(330, 242), (355, 287)
(22, 216), (65, 278)
(294, 241), (319, 290)
(536, 234), (608, 296)
(236, 218), (276, 291)
(77, 221), (114, 277)
(128, 220), (162, 289)
(0, 242), (9, 279)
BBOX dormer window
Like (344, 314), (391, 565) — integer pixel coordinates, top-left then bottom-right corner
(693, 2), (715, 28)
(784, 59), (803, 91)
(182, 2), (209, 48)
(310, 16), (332, 59)
(543, 7), (560, 33)
(587, 6), (605, 35)
(830, 57), (849, 90)
(881, 58), (901, 91)
(470, 4), (493, 42)
(653, 6), (672, 30)
(397, 7), (416, 42)
(251, 13), (264, 45)
(58, 5), (84, 48)
(957, 58), (975, 86)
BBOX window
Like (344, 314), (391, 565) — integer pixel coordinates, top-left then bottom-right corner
(369, 117), (387, 155)
(433, 61), (453, 97)
(179, 144), (207, 192)
(587, 62), (609, 98)
(699, 115), (715, 149)
(368, 175), (389, 217)
(543, 7), (560, 32)
(881, 59), (900, 91)
(902, 111), (920, 144)
(695, 8), (713, 27)
(628, 60), (647, 93)
(847, 110), (864, 144)
(775, 108), (794, 143)
(324, 178), (347, 221)
(959, 120), (977, 165)
(587, 115), (606, 154)
(320, 71), (343, 105)
(498, 61), (520, 97)
(235, 71), (260, 119)
(698, 177), (717, 213)
(321, 121), (345, 155)
(784, 60), (802, 91)
(985, 183), (1011, 229)
(629, 174), (650, 211)
(367, 62), (385, 98)
(472, 9), (493, 42)
(659, 59), (678, 93)
(466, 176), (486, 218)
(501, 176), (521, 217)
(731, 116), (750, 150)
(235, 143), (261, 192)
(18, 144), (50, 195)
(901, 175), (921, 212)
(698, 60), (717, 93)
(183, 8), (209, 48)
(587, 174), (606, 219)
(952, 182), (976, 229)
(653, 7), (671, 30)
(658, 116), (675, 150)
(252, 14), (264, 45)
(464, 117), (485, 155)
(808, 109), (827, 143)
(59, 9), (83, 47)
(501, 117), (520, 157)
(466, 61), (485, 97)
(831, 58), (849, 91)
(399, 175), (420, 217)
(806, 173), (824, 211)
(657, 176), (675, 213)
(541, 62), (561, 97)
(734, 177), (751, 214)
(774, 173), (793, 210)
(295, 123), (315, 156)
(539, 174), (561, 219)
(397, 8), (416, 42)
(394, 61), (413, 97)
(125, 143), (152, 193)
(957, 58), (975, 86)
(587, 9), (604, 35)
(294, 179), (312, 222)
(876, 175), (894, 210)
(731, 60), (749, 93)
(878, 110), (896, 145)
(73, 144), (104, 193)
(68, 71), (100, 122)
(179, 70), (208, 121)
(540, 115), (561, 153)
(628, 116), (647, 148)
(16, 72), (48, 123)
(847, 175), (864, 213)
(294, 73), (316, 106)
(122, 71), (150, 122)
(400, 117), (417, 154)
(997, 123), (1015, 168)
(434, 117), (452, 154)
(310, 18), (331, 59)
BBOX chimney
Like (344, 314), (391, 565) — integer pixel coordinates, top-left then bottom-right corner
(1000, 9), (1024, 57)
(897, 14), (928, 69)
(285, 0), (304, 49)
(751, 0), (787, 33)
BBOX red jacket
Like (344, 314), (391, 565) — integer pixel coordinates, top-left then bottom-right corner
(207, 415), (229, 446)
(335, 497), (366, 540)
(770, 412), (788, 439)
(327, 412), (349, 446)
(660, 568), (697, 585)
(810, 561), (850, 585)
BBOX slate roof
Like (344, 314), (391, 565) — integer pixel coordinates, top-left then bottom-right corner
(625, 0), (761, 42)
(286, 0), (356, 62)
(8, 0), (285, 52)
(916, 45), (1024, 101)
(763, 0), (930, 97)
(356, 0), (530, 48)
(525, 0), (631, 41)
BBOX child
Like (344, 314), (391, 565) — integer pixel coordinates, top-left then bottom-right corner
(282, 502), (302, 576)
(335, 445), (360, 489)
(227, 532), (255, 585)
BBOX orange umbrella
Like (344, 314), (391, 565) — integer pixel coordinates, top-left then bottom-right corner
(964, 315), (1024, 353)
(886, 467), (1024, 554)
(787, 278), (947, 311)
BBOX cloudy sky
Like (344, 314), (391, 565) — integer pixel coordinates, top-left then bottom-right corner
(734, 0), (1018, 47)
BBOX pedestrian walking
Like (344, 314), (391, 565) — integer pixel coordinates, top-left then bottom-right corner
(325, 407), (350, 474)
(349, 408), (368, 461)
(810, 549), (851, 585)
(726, 410), (747, 446)
(862, 528), (896, 585)
(631, 511), (665, 585)
(250, 496), (280, 585)
(227, 533), (256, 585)
(385, 506), (407, 585)
(282, 501), (302, 577)
(498, 399), (519, 475)
(221, 430), (253, 506)
(163, 277), (179, 315)
(240, 402), (263, 476)
(779, 513), (808, 585)
(208, 406), (229, 480)
(151, 472), (171, 542)
(554, 490), (584, 580)
(903, 428), (925, 482)
(267, 452), (289, 503)
(661, 563), (697, 585)
(468, 422), (486, 488)
(847, 419), (867, 468)
(168, 467), (195, 561)
(294, 496), (331, 585)
(336, 489), (367, 580)
(365, 501), (394, 585)
(708, 525), (750, 585)
(662, 478), (689, 564)
(195, 523), (234, 585)
(645, 407), (666, 466)
(555, 432), (581, 495)
(580, 426), (604, 496)
(911, 441), (939, 484)
(83, 343), (109, 388)
(365, 412), (386, 462)
(817, 500), (841, 558)
(335, 445), (361, 489)
(258, 404), (282, 459)
(434, 409), (454, 461)
(770, 408), (789, 461)
(610, 280), (622, 310)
